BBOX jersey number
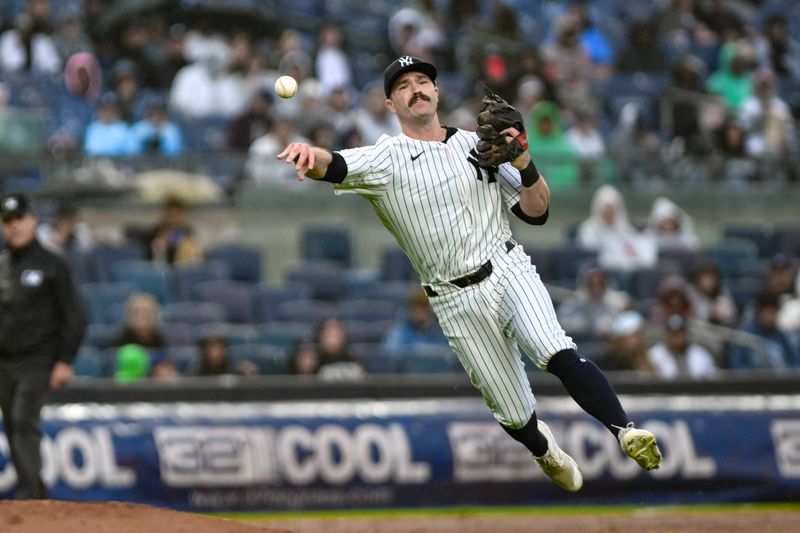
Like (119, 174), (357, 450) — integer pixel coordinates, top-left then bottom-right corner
(467, 149), (498, 184)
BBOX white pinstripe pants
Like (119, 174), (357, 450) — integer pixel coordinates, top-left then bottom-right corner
(426, 244), (575, 428)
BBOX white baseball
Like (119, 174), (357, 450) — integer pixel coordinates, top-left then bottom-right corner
(274, 75), (298, 99)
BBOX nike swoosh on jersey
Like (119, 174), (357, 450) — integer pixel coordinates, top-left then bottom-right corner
(410, 151), (424, 161)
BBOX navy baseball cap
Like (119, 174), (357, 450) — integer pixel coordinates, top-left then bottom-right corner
(0, 193), (32, 221)
(383, 55), (437, 98)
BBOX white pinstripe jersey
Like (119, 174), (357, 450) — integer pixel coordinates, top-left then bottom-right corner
(334, 128), (525, 284)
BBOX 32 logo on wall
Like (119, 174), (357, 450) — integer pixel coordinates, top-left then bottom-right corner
(770, 419), (800, 478)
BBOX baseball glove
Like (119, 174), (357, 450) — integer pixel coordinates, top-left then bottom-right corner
(475, 84), (528, 167)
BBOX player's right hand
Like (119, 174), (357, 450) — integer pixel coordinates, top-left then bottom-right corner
(277, 143), (316, 181)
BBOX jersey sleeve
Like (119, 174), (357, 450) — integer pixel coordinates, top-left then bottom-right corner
(333, 135), (394, 198)
(497, 161), (522, 210)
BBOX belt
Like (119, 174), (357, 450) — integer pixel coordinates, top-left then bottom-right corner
(424, 240), (516, 297)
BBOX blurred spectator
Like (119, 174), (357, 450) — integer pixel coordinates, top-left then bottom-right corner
(649, 275), (693, 324)
(37, 202), (94, 255)
(527, 101), (580, 187)
(755, 14), (800, 82)
(83, 92), (133, 157)
(557, 266), (631, 339)
(646, 197), (699, 251)
(707, 41), (754, 112)
(153, 23), (190, 90)
(739, 68), (797, 159)
(114, 343), (150, 383)
(566, 0), (614, 67)
(183, 14), (231, 65)
(566, 107), (606, 159)
(728, 292), (800, 370)
(382, 289), (448, 356)
(577, 185), (657, 272)
(115, 18), (160, 88)
(145, 196), (202, 265)
(598, 311), (656, 374)
(388, 2), (446, 61)
(113, 293), (175, 377)
(662, 54), (716, 157)
(307, 121), (338, 152)
(130, 98), (183, 157)
(647, 314), (717, 379)
(315, 22), (352, 99)
(315, 318), (365, 381)
(169, 51), (246, 118)
(321, 85), (355, 135)
(0, 12), (61, 73)
(111, 59), (144, 123)
(778, 270), (800, 333)
(656, 0), (713, 55)
(52, 5), (92, 59)
(287, 341), (321, 376)
(616, 19), (670, 73)
(64, 52), (102, 101)
(607, 102), (663, 183)
(26, 0), (55, 35)
(227, 88), (274, 152)
(696, 0), (744, 43)
(513, 49), (559, 106)
(542, 13), (599, 116)
(709, 117), (757, 183)
(352, 81), (401, 145)
(686, 259), (737, 327)
(195, 335), (258, 376)
(247, 114), (311, 186)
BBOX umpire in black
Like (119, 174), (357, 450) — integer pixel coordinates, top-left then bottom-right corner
(0, 193), (86, 499)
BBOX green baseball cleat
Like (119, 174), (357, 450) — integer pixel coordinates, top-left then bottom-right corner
(617, 423), (662, 471)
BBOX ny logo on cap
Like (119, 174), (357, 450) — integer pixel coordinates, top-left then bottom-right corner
(398, 56), (414, 67)
(3, 198), (18, 211)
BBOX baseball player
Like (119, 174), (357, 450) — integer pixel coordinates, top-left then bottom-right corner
(277, 56), (661, 491)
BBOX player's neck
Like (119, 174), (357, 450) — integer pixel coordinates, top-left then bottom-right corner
(400, 116), (446, 142)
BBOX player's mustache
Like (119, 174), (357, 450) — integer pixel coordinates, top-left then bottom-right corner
(409, 93), (430, 106)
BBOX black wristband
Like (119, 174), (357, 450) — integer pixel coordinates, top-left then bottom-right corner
(520, 161), (540, 188)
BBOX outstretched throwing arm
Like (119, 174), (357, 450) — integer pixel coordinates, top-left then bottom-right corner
(276, 143), (333, 181)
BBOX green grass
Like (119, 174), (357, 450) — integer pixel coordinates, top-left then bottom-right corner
(212, 502), (800, 522)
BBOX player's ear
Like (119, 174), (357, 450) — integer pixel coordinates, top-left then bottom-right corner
(386, 98), (396, 114)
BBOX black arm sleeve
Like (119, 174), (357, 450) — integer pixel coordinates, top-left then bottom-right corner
(318, 152), (348, 184)
(511, 203), (549, 225)
(54, 259), (87, 364)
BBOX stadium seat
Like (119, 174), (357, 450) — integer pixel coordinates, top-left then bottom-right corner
(300, 226), (352, 267)
(206, 244), (263, 283)
(630, 265), (682, 301)
(285, 261), (347, 301)
(380, 246), (416, 281)
(400, 345), (461, 374)
(351, 343), (398, 374)
(228, 344), (288, 375)
(194, 280), (258, 323)
(704, 240), (759, 279)
(72, 346), (106, 378)
(723, 225), (774, 259)
(84, 323), (119, 350)
(110, 260), (174, 305)
(363, 281), (418, 306)
(255, 283), (311, 323)
(342, 319), (395, 344)
(81, 282), (138, 325)
(550, 246), (598, 288)
(274, 299), (337, 326)
(253, 322), (314, 351)
(657, 248), (700, 278)
(166, 345), (199, 375)
(194, 323), (256, 347)
(336, 299), (400, 323)
(88, 241), (145, 282)
(172, 261), (230, 301)
(162, 301), (227, 325)
(161, 322), (197, 348)
(772, 226), (800, 258)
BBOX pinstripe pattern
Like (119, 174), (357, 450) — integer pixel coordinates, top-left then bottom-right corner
(335, 129), (573, 428)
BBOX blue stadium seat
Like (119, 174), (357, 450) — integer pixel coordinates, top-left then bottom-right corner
(166, 345), (199, 375)
(723, 225), (774, 259)
(336, 299), (400, 323)
(161, 322), (197, 348)
(630, 265), (682, 301)
(88, 241), (145, 282)
(657, 248), (700, 278)
(285, 261), (347, 301)
(228, 344), (288, 375)
(84, 323), (119, 350)
(351, 343), (397, 374)
(363, 281), (418, 306)
(194, 280), (258, 323)
(81, 282), (137, 325)
(172, 261), (230, 301)
(253, 322), (314, 350)
(205, 244), (263, 283)
(772, 226), (800, 258)
(704, 240), (759, 279)
(162, 301), (227, 325)
(110, 260), (174, 305)
(380, 246), (416, 281)
(72, 346), (106, 378)
(400, 345), (461, 374)
(301, 226), (352, 268)
(551, 246), (598, 287)
(194, 323), (256, 347)
(255, 283), (311, 323)
(274, 299), (337, 326)
(342, 319), (395, 344)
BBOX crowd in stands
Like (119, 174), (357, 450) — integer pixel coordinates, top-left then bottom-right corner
(0, 1), (798, 380)
(0, 0), (799, 190)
